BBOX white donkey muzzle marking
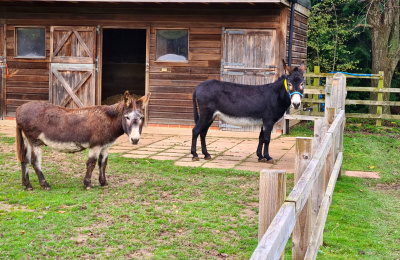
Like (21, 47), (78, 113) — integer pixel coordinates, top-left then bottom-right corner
(129, 127), (141, 145)
(291, 93), (302, 109)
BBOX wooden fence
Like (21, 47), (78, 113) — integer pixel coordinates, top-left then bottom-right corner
(300, 67), (400, 126)
(251, 73), (346, 259)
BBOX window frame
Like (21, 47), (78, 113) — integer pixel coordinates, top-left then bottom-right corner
(15, 26), (47, 59)
(155, 28), (189, 63)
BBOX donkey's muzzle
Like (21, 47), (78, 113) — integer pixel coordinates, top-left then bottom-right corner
(130, 138), (140, 145)
(292, 102), (301, 109)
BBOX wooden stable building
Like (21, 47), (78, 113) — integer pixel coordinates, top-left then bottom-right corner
(0, 0), (310, 129)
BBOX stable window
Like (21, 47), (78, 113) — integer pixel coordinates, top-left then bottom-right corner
(156, 30), (188, 62)
(16, 27), (46, 58)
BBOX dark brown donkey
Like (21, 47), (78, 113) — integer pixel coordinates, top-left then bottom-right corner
(16, 91), (150, 191)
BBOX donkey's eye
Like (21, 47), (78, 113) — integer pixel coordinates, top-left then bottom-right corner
(300, 83), (304, 90)
(124, 115), (130, 120)
(289, 83), (293, 91)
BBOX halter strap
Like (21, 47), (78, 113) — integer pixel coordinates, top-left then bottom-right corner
(284, 79), (288, 92)
(289, 91), (303, 97)
(285, 79), (303, 97)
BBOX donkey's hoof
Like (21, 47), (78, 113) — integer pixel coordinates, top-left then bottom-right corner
(25, 187), (33, 191)
(204, 156), (212, 160)
(266, 159), (275, 164)
(85, 186), (92, 191)
(44, 186), (51, 191)
(192, 157), (200, 161)
(258, 158), (267, 162)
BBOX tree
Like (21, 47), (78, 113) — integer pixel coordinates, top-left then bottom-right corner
(307, 0), (360, 72)
(363, 0), (400, 114)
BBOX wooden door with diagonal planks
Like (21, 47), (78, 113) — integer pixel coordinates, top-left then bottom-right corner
(50, 26), (96, 108)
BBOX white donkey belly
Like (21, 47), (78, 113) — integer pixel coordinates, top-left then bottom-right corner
(38, 133), (90, 153)
(214, 111), (263, 126)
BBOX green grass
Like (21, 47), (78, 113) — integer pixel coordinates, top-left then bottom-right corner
(1, 120), (399, 259)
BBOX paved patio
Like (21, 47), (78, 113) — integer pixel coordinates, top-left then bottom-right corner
(1, 120), (296, 173)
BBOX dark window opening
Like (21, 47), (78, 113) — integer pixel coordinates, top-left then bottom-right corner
(156, 30), (188, 62)
(16, 27), (46, 58)
(101, 29), (146, 104)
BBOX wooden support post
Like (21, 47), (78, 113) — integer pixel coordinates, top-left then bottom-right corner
(292, 137), (313, 260)
(324, 107), (336, 187)
(311, 118), (325, 229)
(376, 71), (384, 126)
(312, 66), (320, 112)
(258, 170), (286, 243)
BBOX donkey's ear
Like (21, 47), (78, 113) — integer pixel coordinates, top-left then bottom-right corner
(124, 91), (131, 107)
(136, 93), (151, 109)
(299, 61), (306, 73)
(282, 59), (291, 74)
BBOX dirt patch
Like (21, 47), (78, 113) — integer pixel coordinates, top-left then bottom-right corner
(0, 202), (35, 212)
(374, 182), (400, 191)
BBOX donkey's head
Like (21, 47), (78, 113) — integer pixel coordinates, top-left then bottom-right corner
(121, 91), (151, 145)
(283, 60), (306, 109)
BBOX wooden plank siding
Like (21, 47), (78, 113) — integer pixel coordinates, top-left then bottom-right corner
(0, 2), (309, 126)
(286, 9), (308, 67)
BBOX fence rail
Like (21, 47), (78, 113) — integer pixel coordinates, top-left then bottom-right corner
(251, 73), (347, 259)
(301, 69), (400, 124)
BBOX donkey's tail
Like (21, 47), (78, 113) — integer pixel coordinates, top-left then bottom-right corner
(16, 123), (26, 162)
(193, 89), (199, 124)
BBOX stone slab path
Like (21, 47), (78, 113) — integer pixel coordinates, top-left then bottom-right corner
(1, 120), (296, 173)
(111, 127), (296, 173)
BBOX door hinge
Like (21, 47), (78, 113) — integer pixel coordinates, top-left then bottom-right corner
(265, 65), (278, 69)
(96, 25), (101, 35)
(264, 72), (277, 75)
(95, 56), (100, 72)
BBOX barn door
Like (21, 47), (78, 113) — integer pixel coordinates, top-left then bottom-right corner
(220, 29), (277, 131)
(50, 26), (97, 108)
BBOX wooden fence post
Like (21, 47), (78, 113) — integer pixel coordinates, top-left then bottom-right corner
(333, 72), (346, 178)
(311, 118), (325, 229)
(312, 66), (320, 112)
(376, 71), (384, 126)
(292, 137), (313, 259)
(258, 170), (286, 243)
(324, 107), (336, 181)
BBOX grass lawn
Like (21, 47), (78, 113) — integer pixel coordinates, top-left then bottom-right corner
(0, 119), (399, 259)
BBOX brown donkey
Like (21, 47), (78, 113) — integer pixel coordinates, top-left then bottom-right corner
(16, 91), (150, 191)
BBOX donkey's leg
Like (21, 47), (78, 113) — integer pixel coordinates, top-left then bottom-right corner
(191, 124), (201, 161)
(256, 128), (265, 162)
(191, 112), (214, 161)
(98, 147), (109, 187)
(261, 123), (275, 164)
(200, 121), (213, 160)
(84, 147), (101, 191)
(30, 145), (51, 190)
(21, 142), (32, 190)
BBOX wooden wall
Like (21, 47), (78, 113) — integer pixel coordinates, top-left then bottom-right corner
(0, 2), (309, 126)
(4, 26), (50, 117)
(286, 9), (309, 67)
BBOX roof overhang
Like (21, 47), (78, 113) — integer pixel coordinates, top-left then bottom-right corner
(0, 0), (311, 16)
